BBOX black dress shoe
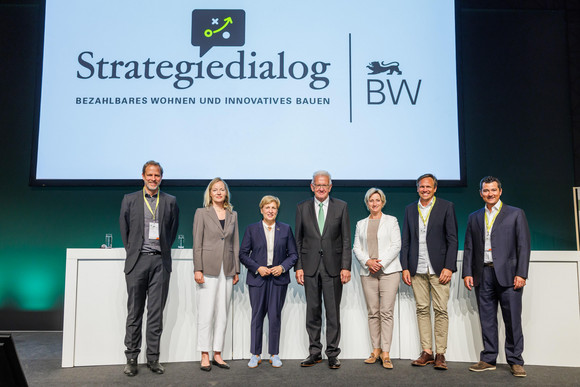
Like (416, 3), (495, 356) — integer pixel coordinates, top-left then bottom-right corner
(147, 360), (165, 374)
(212, 359), (231, 369)
(123, 359), (138, 376)
(200, 363), (212, 372)
(300, 354), (323, 367)
(328, 357), (341, 369)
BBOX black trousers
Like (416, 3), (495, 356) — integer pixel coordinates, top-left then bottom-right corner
(304, 259), (343, 358)
(124, 253), (170, 361)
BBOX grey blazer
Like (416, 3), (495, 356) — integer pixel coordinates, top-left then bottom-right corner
(193, 207), (240, 276)
(120, 190), (180, 274)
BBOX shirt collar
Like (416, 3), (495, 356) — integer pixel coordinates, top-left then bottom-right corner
(418, 196), (435, 210)
(485, 199), (502, 213)
(262, 221), (275, 230)
(314, 197), (330, 207)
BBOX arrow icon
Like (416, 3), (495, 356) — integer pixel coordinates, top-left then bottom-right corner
(204, 17), (233, 37)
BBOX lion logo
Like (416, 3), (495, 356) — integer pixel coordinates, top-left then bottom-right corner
(367, 61), (402, 75)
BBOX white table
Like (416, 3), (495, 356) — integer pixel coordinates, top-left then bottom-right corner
(62, 249), (580, 367)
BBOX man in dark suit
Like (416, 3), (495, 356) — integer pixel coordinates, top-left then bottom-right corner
(119, 160), (179, 376)
(295, 170), (351, 369)
(462, 176), (530, 378)
(400, 173), (458, 370)
(239, 195), (298, 368)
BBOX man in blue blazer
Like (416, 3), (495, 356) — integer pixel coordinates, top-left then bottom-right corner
(295, 170), (351, 369)
(400, 173), (458, 370)
(119, 161), (179, 376)
(239, 195), (298, 368)
(463, 176), (530, 378)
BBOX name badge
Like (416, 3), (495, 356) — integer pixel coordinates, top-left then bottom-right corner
(149, 222), (160, 240)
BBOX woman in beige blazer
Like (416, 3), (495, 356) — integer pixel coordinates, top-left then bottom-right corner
(193, 177), (240, 371)
(353, 188), (401, 369)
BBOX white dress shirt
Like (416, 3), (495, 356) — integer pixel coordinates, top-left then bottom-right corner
(484, 200), (502, 264)
(262, 221), (275, 266)
(416, 198), (436, 275)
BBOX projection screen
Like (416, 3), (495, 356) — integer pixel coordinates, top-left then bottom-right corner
(32, 0), (462, 185)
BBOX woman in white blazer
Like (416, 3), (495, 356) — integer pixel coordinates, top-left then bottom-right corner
(353, 188), (402, 369)
(193, 177), (240, 371)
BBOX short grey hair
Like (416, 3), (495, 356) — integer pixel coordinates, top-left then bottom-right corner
(364, 188), (386, 211)
(311, 170), (332, 185)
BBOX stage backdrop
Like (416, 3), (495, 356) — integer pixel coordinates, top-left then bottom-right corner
(0, 1), (575, 330)
(34, 0), (462, 184)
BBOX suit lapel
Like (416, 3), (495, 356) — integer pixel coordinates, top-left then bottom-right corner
(137, 189), (145, 237)
(273, 222), (281, 260)
(308, 199), (321, 236)
(257, 221), (268, 246)
(426, 198), (438, 236)
(322, 198), (336, 236)
(411, 201), (419, 238)
(224, 209), (232, 232)
(157, 192), (165, 224)
(490, 204), (506, 238)
(476, 208), (485, 242)
(378, 213), (386, 230)
(207, 207), (224, 233)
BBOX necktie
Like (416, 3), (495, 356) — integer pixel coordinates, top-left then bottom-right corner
(318, 202), (325, 233)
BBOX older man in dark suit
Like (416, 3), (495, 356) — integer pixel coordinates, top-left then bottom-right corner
(400, 173), (458, 370)
(295, 170), (351, 369)
(119, 160), (179, 376)
(463, 176), (530, 378)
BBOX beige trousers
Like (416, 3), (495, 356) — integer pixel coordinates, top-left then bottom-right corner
(360, 271), (400, 352)
(411, 273), (450, 354)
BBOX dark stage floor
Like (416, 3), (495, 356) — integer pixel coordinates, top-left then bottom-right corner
(6, 332), (580, 386)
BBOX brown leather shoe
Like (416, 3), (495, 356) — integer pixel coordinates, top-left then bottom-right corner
(364, 352), (381, 364)
(434, 353), (447, 370)
(469, 361), (496, 372)
(411, 351), (434, 366)
(381, 355), (393, 369)
(510, 364), (526, 377)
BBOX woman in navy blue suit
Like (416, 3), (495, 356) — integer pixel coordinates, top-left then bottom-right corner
(239, 195), (298, 368)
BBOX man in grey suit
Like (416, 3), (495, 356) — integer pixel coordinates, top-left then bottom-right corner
(400, 173), (458, 370)
(463, 176), (530, 377)
(120, 160), (179, 376)
(295, 170), (351, 369)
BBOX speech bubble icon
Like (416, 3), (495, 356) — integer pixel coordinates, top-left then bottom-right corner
(192, 9), (246, 57)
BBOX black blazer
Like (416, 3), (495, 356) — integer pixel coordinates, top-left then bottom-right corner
(239, 221), (298, 287)
(462, 204), (530, 287)
(400, 197), (458, 276)
(294, 197), (351, 277)
(120, 190), (180, 274)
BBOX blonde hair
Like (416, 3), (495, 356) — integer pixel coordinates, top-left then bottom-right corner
(259, 195), (280, 210)
(203, 177), (234, 211)
(364, 187), (386, 211)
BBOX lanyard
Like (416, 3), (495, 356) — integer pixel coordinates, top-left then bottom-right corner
(143, 187), (160, 220)
(485, 202), (502, 233)
(418, 197), (436, 226)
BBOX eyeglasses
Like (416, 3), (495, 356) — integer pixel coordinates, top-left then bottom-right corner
(312, 184), (330, 189)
